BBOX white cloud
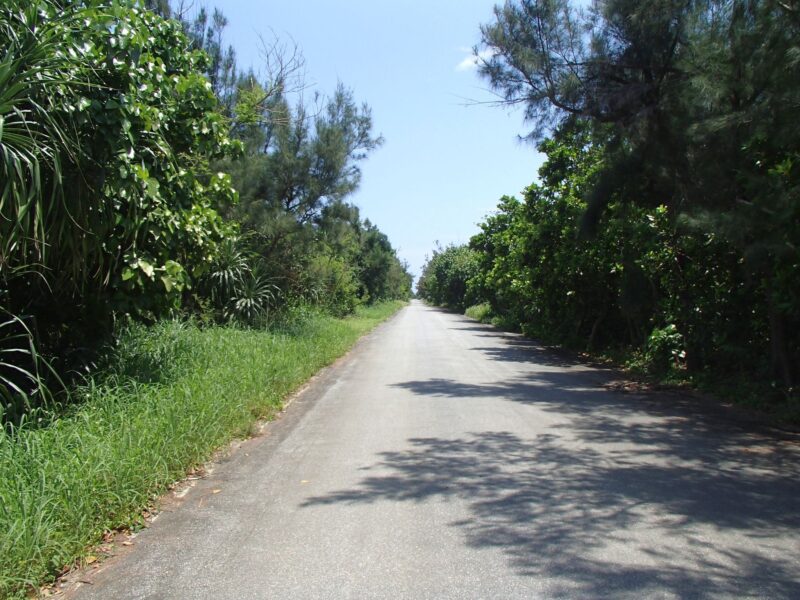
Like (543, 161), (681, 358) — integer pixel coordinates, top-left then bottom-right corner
(455, 48), (493, 72)
(456, 55), (478, 72)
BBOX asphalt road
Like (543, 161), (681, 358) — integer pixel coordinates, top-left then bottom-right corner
(69, 300), (800, 599)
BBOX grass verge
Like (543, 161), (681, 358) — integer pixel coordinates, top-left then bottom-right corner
(0, 301), (405, 597)
(464, 303), (492, 323)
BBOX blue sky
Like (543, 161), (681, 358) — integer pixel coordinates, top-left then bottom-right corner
(220, 0), (544, 279)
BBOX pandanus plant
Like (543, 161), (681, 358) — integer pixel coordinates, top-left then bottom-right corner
(0, 0), (93, 417)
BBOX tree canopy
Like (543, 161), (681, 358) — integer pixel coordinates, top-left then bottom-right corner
(0, 0), (411, 416)
(418, 1), (799, 399)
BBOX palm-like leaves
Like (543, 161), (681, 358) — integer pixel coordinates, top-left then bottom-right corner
(207, 237), (280, 325)
(0, 1), (92, 415)
(209, 237), (251, 303)
(0, 1), (93, 270)
(225, 268), (280, 325)
(0, 309), (62, 426)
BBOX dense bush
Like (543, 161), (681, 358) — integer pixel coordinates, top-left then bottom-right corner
(429, 117), (798, 396)
(0, 0), (411, 418)
(420, 0), (800, 396)
(417, 244), (481, 311)
(1, 0), (236, 328)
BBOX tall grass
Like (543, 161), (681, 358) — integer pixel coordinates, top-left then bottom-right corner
(464, 303), (493, 323)
(0, 301), (404, 597)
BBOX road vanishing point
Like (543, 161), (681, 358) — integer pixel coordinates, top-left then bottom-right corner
(70, 301), (800, 599)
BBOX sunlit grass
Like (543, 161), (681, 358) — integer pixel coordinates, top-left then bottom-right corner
(464, 302), (493, 323)
(0, 301), (405, 597)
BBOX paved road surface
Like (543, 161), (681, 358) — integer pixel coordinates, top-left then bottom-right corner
(70, 301), (800, 599)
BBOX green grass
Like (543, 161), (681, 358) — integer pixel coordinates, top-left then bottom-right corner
(464, 303), (522, 332)
(0, 301), (405, 597)
(464, 303), (493, 323)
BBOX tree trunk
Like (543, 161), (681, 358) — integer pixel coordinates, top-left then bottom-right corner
(588, 311), (605, 350)
(768, 295), (795, 387)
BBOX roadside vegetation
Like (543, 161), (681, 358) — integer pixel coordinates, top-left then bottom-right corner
(0, 301), (404, 596)
(0, 0), (410, 595)
(419, 0), (799, 421)
(1, 0), (411, 426)
(0, 0), (412, 420)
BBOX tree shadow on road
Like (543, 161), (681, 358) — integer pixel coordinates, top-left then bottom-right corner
(449, 321), (609, 370)
(303, 373), (800, 598)
(469, 343), (585, 368)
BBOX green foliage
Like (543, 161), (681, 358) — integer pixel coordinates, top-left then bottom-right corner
(641, 324), (687, 376)
(417, 244), (482, 311)
(0, 0), (87, 266)
(357, 220), (413, 303)
(0, 0), (410, 419)
(0, 301), (405, 597)
(464, 303), (493, 323)
(222, 74), (398, 311)
(302, 253), (359, 317)
(451, 117), (794, 396)
(228, 81), (382, 223)
(203, 29), (412, 314)
(129, 1), (409, 320)
(1, 0), (237, 370)
(474, 0), (800, 388)
(224, 267), (279, 326)
(199, 236), (280, 326)
(207, 237), (251, 305)
(0, 311), (62, 426)
(1, 0), (410, 418)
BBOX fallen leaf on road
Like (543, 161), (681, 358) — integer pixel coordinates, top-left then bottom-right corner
(212, 489), (222, 494)
(85, 556), (97, 565)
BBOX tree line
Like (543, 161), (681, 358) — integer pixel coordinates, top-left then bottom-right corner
(0, 0), (411, 421)
(419, 0), (799, 396)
